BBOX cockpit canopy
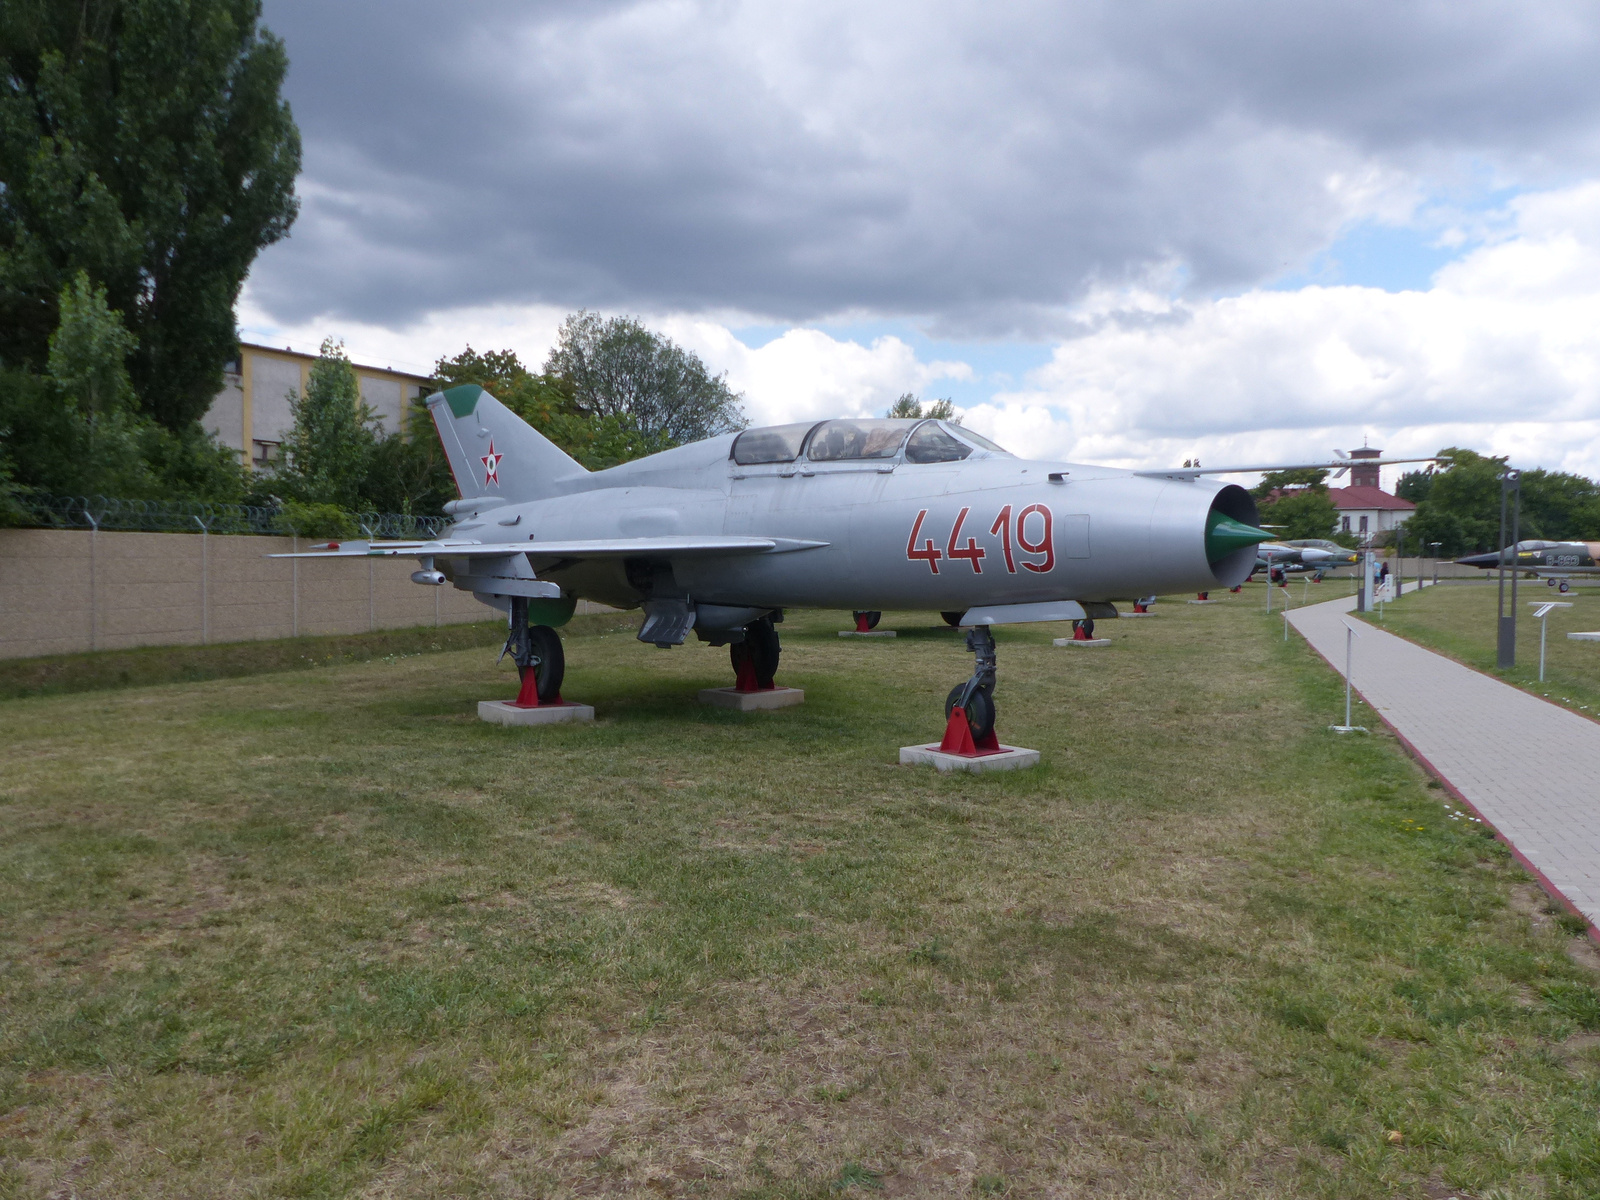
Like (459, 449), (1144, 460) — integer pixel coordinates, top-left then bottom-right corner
(730, 418), (1011, 467)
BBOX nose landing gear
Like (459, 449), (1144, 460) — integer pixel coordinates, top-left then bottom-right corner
(939, 625), (1001, 755)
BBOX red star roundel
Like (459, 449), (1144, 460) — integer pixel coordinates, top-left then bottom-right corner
(481, 439), (503, 486)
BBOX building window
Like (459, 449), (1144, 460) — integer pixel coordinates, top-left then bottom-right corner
(1359, 515), (1369, 535)
(1341, 515), (1350, 533)
(252, 440), (282, 468)
(223, 357), (242, 376)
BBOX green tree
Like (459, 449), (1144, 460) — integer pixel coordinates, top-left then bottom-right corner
(362, 398), (457, 517)
(268, 340), (378, 510)
(42, 269), (151, 493)
(1250, 468), (1328, 500)
(0, 0), (301, 430)
(1405, 448), (1507, 556)
(434, 345), (671, 471)
(1519, 468), (1600, 540)
(544, 311), (746, 444)
(1395, 469), (1434, 503)
(886, 393), (959, 422)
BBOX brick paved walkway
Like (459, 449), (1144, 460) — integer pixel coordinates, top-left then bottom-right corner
(1288, 585), (1600, 928)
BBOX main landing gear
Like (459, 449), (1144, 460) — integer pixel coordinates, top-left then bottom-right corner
(851, 610), (882, 632)
(729, 615), (781, 692)
(1068, 618), (1096, 641)
(940, 625), (1000, 754)
(503, 596), (566, 707)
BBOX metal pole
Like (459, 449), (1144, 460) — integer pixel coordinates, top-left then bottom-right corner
(1509, 476), (1521, 661)
(1344, 624), (1354, 728)
(1283, 609), (1289, 641)
(291, 532), (299, 637)
(1540, 612), (1548, 682)
(1496, 474), (1512, 667)
(86, 511), (99, 652)
(362, 524), (376, 633)
(194, 516), (210, 645)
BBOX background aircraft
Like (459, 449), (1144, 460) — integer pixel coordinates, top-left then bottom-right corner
(1251, 538), (1360, 582)
(281, 389), (1423, 745)
(1457, 540), (1600, 591)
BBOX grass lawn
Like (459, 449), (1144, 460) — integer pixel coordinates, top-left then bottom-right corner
(0, 620), (517, 701)
(1359, 581), (1600, 718)
(3, 600), (1599, 1198)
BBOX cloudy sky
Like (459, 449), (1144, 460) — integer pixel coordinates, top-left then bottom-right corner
(243, 0), (1600, 484)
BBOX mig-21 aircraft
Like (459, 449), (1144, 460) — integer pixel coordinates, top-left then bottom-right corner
(1457, 540), (1600, 592)
(277, 386), (1427, 745)
(1252, 539), (1360, 583)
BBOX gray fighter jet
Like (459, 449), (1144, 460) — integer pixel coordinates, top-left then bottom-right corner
(1252, 539), (1359, 582)
(1457, 540), (1600, 592)
(278, 387), (1421, 743)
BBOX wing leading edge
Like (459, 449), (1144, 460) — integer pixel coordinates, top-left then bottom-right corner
(268, 536), (828, 560)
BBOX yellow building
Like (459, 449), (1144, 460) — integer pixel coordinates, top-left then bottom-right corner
(202, 342), (435, 469)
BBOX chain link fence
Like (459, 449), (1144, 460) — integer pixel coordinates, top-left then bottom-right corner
(11, 495), (450, 540)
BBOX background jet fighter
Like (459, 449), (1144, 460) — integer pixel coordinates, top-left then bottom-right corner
(1457, 540), (1600, 591)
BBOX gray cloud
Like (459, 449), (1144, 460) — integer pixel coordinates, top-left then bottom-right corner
(251, 0), (1600, 334)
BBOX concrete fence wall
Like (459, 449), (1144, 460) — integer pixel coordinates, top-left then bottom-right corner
(0, 528), (604, 661)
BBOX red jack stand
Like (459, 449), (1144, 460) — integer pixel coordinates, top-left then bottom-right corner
(1132, 600), (1150, 613)
(1197, 591), (1209, 601)
(1230, 585), (1243, 593)
(855, 612), (872, 632)
(733, 654), (770, 694)
(937, 705), (1002, 756)
(509, 665), (562, 709)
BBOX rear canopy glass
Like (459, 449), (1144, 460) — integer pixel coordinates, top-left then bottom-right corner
(731, 422), (815, 465)
(806, 419), (915, 461)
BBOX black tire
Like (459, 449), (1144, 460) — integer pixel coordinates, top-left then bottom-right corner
(1080, 618), (1095, 638)
(732, 617), (781, 687)
(945, 684), (996, 742)
(522, 625), (565, 702)
(941, 611), (965, 627)
(852, 610), (882, 630)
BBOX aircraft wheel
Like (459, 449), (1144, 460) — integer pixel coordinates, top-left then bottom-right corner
(945, 684), (996, 743)
(735, 616), (781, 687)
(522, 625), (565, 703)
(1080, 618), (1095, 638)
(852, 610), (882, 630)
(941, 611), (965, 627)
(1559, 580), (1571, 593)
(1548, 577), (1557, 587)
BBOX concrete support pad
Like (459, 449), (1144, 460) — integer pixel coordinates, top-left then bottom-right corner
(1188, 598), (1220, 605)
(698, 686), (805, 711)
(1124, 612), (1156, 617)
(900, 743), (1041, 773)
(838, 629), (898, 638)
(1568, 632), (1600, 642)
(479, 700), (595, 726)
(1054, 637), (1111, 647)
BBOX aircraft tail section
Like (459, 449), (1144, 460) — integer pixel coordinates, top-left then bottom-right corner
(427, 385), (587, 504)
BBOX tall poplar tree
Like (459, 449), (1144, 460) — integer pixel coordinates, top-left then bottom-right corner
(0, 0), (301, 429)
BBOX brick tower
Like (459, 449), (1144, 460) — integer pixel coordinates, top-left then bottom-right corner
(1349, 446), (1382, 490)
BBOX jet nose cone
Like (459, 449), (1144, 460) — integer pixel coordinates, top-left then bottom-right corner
(1455, 551), (1501, 567)
(1206, 512), (1274, 562)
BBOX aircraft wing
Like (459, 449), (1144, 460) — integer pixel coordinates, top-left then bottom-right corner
(1134, 457), (1439, 482)
(269, 536), (826, 560)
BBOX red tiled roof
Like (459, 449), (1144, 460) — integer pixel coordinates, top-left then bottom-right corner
(1326, 485), (1416, 512)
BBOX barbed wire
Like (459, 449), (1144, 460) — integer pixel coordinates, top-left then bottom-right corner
(12, 495), (451, 540)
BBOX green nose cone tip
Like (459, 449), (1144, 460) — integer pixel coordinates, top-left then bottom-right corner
(1205, 511), (1273, 562)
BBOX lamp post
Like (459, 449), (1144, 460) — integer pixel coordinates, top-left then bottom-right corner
(1496, 469), (1522, 669)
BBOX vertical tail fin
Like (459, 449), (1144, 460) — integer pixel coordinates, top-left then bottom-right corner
(427, 385), (587, 504)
